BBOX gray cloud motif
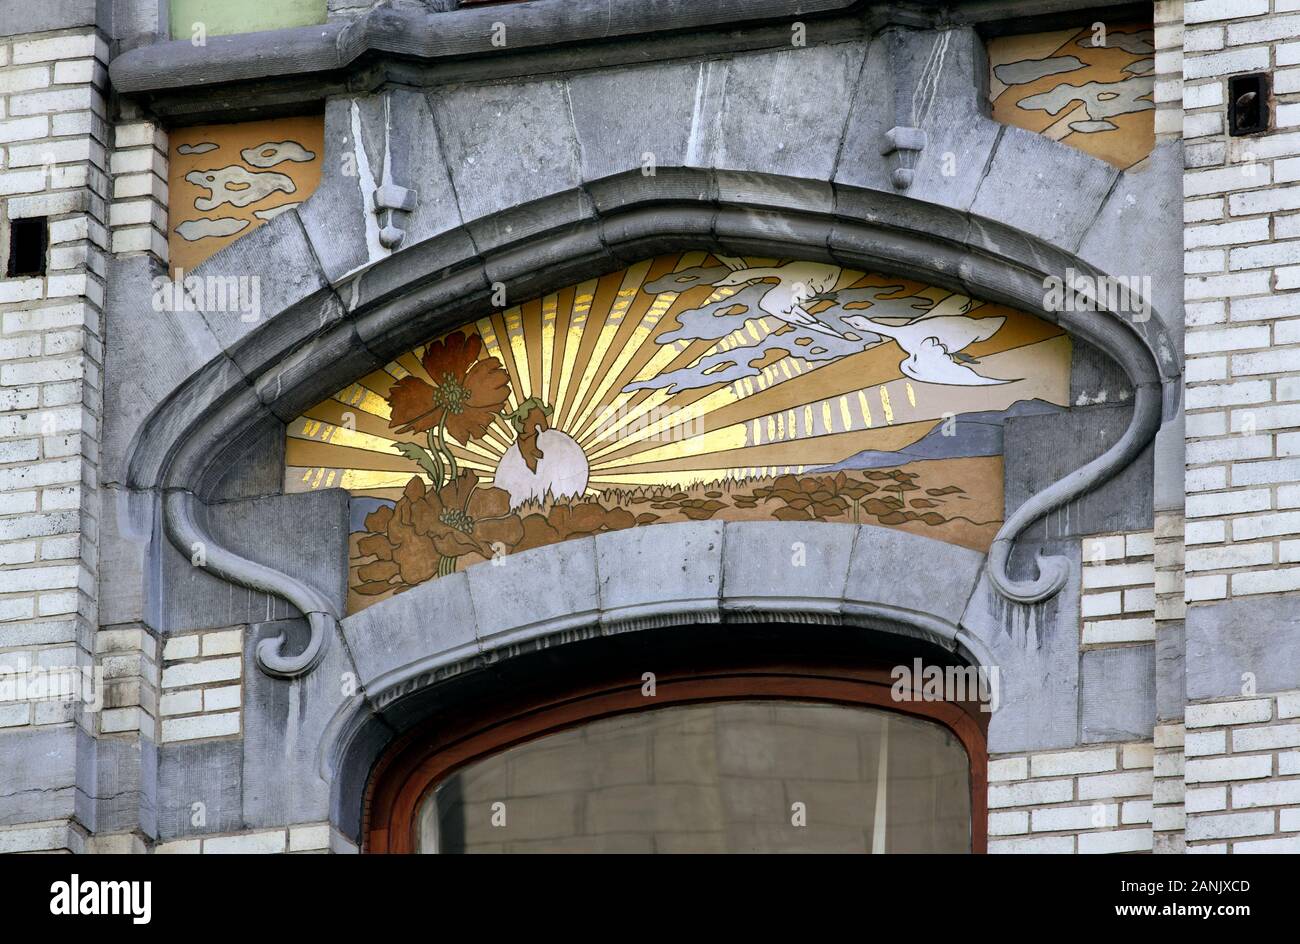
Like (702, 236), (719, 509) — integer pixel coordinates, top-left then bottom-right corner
(994, 56), (1086, 86)
(177, 142), (219, 155)
(185, 165), (297, 211)
(175, 217), (250, 242)
(241, 141), (317, 168)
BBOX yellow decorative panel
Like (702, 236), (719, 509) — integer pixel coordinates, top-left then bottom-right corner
(988, 24), (1155, 170)
(167, 115), (323, 274)
(285, 253), (1073, 613)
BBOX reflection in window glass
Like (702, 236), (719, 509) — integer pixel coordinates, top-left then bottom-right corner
(417, 701), (971, 853)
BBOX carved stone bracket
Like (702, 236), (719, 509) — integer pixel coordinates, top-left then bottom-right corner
(880, 125), (926, 189)
(162, 490), (337, 679)
(374, 93), (418, 249)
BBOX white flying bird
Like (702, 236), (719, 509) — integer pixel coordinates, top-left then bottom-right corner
(841, 313), (1016, 386)
(712, 256), (846, 338)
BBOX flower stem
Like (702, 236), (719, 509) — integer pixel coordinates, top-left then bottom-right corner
(437, 414), (459, 482)
(425, 430), (445, 487)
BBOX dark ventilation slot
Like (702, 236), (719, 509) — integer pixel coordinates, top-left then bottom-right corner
(1229, 73), (1271, 137)
(6, 216), (48, 278)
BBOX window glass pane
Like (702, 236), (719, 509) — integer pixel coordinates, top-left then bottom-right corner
(418, 701), (970, 853)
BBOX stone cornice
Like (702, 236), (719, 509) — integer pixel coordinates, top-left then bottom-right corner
(108, 0), (1147, 123)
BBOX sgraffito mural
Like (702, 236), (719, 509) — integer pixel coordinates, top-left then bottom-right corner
(284, 254), (1072, 613)
(988, 23), (1154, 170)
(167, 116), (323, 273)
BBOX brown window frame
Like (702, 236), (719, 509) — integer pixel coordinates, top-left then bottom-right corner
(364, 657), (989, 854)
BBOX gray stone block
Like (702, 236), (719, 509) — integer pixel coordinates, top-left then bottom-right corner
(0, 0), (102, 34)
(846, 524), (985, 634)
(1077, 139), (1185, 357)
(254, 323), (382, 423)
(1004, 404), (1154, 540)
(382, 87), (464, 249)
(837, 27), (1000, 212)
(241, 619), (351, 828)
(567, 60), (703, 182)
(1080, 645), (1156, 742)
(970, 125), (1118, 253)
(721, 521), (856, 623)
(708, 43), (866, 180)
(83, 731), (157, 837)
(1156, 620), (1186, 722)
(156, 739), (243, 839)
(596, 521), (723, 630)
(103, 254), (223, 488)
(199, 413), (286, 503)
(466, 536), (600, 653)
(972, 538), (1082, 753)
(98, 486), (148, 627)
(429, 79), (582, 225)
(296, 96), (374, 283)
(154, 489), (350, 633)
(0, 727), (78, 827)
(340, 571), (479, 694)
(189, 209), (335, 376)
(1071, 337), (1133, 408)
(1187, 595), (1300, 701)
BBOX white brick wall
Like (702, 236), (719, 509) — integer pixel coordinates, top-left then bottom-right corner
(1183, 691), (1300, 851)
(109, 119), (167, 260)
(1183, 0), (1300, 605)
(1081, 531), (1157, 644)
(988, 742), (1155, 853)
(155, 822), (333, 854)
(0, 34), (108, 842)
(158, 627), (243, 743)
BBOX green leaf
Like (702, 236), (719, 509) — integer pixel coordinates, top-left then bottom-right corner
(392, 442), (441, 480)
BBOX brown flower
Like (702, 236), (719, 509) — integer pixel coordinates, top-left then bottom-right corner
(387, 332), (511, 443)
(408, 471), (524, 559)
(516, 501), (637, 552)
(354, 477), (441, 592)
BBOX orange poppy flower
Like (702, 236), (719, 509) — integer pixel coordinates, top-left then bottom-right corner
(388, 332), (511, 443)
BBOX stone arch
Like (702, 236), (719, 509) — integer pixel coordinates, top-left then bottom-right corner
(123, 169), (1176, 680)
(317, 518), (995, 844)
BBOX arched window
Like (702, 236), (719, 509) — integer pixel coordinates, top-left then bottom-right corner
(365, 657), (988, 853)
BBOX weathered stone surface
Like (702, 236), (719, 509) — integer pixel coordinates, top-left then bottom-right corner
(189, 209), (333, 373)
(1071, 338), (1134, 408)
(1077, 139), (1185, 357)
(99, 486), (149, 627)
(971, 538), (1082, 753)
(154, 490), (349, 633)
(466, 536), (600, 653)
(0, 728), (78, 827)
(1156, 620), (1186, 722)
(1081, 645), (1156, 743)
(1187, 596), (1300, 702)
(199, 413), (286, 503)
(296, 96), (374, 282)
(340, 571), (478, 692)
(156, 739), (243, 839)
(722, 521), (855, 622)
(846, 524), (985, 634)
(707, 43), (866, 180)
(567, 60), (704, 182)
(241, 620), (352, 828)
(597, 522), (723, 630)
(84, 731), (157, 837)
(430, 79), (582, 225)
(103, 254), (224, 488)
(970, 125), (1118, 253)
(1004, 404), (1155, 540)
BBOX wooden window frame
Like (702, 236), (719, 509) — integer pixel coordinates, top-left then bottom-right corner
(364, 657), (989, 854)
